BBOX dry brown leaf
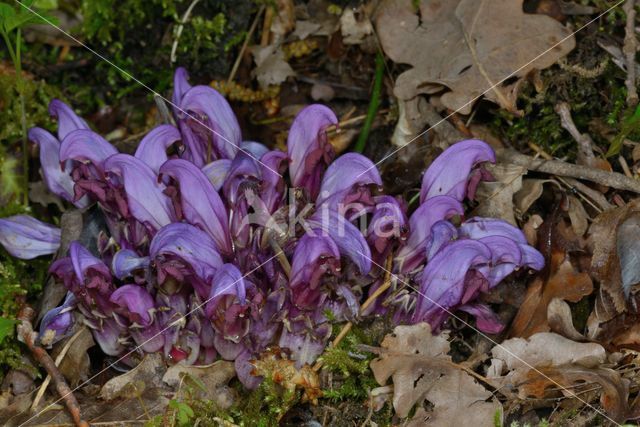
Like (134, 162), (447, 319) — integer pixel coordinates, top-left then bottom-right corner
(514, 179), (557, 214)
(510, 245), (593, 338)
(340, 8), (373, 44)
(162, 361), (236, 409)
(520, 366), (629, 423)
(370, 323), (500, 424)
(547, 297), (585, 341)
(52, 326), (95, 387)
(567, 195), (589, 236)
(489, 332), (606, 374)
(251, 45), (295, 88)
(99, 353), (165, 400)
(474, 163), (525, 225)
(587, 200), (640, 337)
(376, 0), (575, 114)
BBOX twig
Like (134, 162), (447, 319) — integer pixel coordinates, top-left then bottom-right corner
(260, 6), (274, 47)
(17, 306), (88, 427)
(31, 327), (85, 411)
(528, 142), (612, 211)
(620, 155), (634, 178)
(170, 0), (201, 64)
(555, 102), (595, 165)
(501, 150), (640, 193)
(312, 256), (393, 372)
(227, 6), (265, 84)
(354, 51), (385, 153)
(624, 0), (639, 107)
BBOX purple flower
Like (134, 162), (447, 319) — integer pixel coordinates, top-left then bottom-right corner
(420, 139), (495, 203)
(111, 249), (150, 280)
(413, 239), (491, 328)
(174, 82), (241, 163)
(49, 99), (89, 140)
(0, 215), (61, 259)
(316, 153), (382, 212)
(59, 129), (118, 172)
(134, 124), (182, 173)
(290, 234), (341, 308)
(395, 195), (464, 273)
(149, 222), (223, 298)
(159, 159), (231, 254)
(39, 292), (76, 347)
(104, 154), (175, 232)
(287, 105), (337, 199)
(29, 127), (89, 208)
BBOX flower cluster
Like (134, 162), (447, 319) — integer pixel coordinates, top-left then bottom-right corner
(0, 68), (543, 386)
(391, 140), (545, 332)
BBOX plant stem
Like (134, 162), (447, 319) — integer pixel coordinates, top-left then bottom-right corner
(354, 51), (384, 153)
(16, 29), (29, 206)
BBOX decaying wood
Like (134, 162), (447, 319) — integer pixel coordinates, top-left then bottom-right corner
(17, 306), (88, 427)
(623, 0), (638, 107)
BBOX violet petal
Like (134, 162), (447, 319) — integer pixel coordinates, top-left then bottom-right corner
(0, 215), (61, 259)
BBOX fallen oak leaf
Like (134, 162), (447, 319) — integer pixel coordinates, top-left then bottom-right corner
(99, 353), (165, 401)
(369, 323), (501, 424)
(375, 0), (575, 114)
(162, 360), (236, 409)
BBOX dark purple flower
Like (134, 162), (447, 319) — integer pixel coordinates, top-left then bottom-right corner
(420, 139), (495, 203)
(287, 105), (337, 199)
(0, 215), (61, 259)
(308, 207), (372, 274)
(110, 284), (164, 353)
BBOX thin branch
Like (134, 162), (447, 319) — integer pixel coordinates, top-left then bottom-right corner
(227, 6), (265, 84)
(17, 306), (88, 427)
(624, 0), (638, 107)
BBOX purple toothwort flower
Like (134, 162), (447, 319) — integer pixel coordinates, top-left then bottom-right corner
(420, 139), (495, 203)
(287, 105), (337, 199)
(5, 70), (546, 389)
(0, 215), (61, 259)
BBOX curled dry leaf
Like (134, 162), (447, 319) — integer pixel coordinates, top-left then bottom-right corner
(510, 220), (593, 338)
(162, 361), (236, 409)
(489, 332), (606, 374)
(52, 326), (95, 387)
(370, 323), (501, 425)
(547, 297), (585, 341)
(375, 0), (575, 114)
(488, 332), (631, 422)
(340, 8), (373, 45)
(514, 179), (554, 214)
(567, 195), (589, 237)
(474, 163), (525, 225)
(587, 200), (640, 345)
(523, 366), (629, 423)
(99, 353), (165, 401)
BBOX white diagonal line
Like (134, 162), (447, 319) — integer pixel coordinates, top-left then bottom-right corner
(357, 0), (625, 178)
(13, 0), (283, 178)
(19, 251), (283, 426)
(360, 251), (621, 425)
